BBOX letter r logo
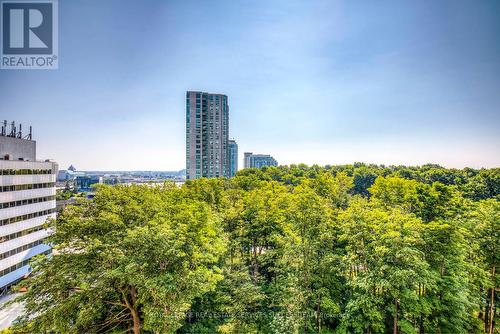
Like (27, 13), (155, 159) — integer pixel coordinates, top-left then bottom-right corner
(2, 2), (53, 54)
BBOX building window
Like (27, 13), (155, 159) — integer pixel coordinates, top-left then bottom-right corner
(0, 196), (56, 209)
(0, 208), (56, 227)
(0, 225), (46, 244)
(0, 182), (54, 193)
(0, 169), (52, 175)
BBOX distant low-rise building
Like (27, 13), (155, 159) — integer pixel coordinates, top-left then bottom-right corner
(243, 152), (278, 169)
(56, 165), (84, 182)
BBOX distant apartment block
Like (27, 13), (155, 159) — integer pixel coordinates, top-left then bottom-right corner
(186, 91), (230, 179)
(0, 122), (56, 293)
(228, 140), (238, 177)
(244, 152), (278, 169)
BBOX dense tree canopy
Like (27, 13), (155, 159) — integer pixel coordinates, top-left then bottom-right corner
(12, 184), (225, 334)
(7, 164), (499, 333)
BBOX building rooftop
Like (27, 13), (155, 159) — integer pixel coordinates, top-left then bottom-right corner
(0, 121), (36, 162)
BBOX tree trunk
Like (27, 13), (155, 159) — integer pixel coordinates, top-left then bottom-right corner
(121, 286), (141, 334)
(252, 242), (259, 282)
(488, 266), (496, 334)
(485, 296), (490, 333)
(316, 292), (321, 332)
(131, 286), (141, 334)
(393, 299), (398, 334)
(417, 283), (423, 334)
(131, 307), (141, 334)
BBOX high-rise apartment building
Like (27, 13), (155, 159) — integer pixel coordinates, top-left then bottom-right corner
(0, 122), (56, 293)
(244, 152), (278, 169)
(228, 140), (238, 177)
(186, 91), (230, 179)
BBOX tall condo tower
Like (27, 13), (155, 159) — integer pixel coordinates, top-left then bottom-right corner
(186, 91), (229, 179)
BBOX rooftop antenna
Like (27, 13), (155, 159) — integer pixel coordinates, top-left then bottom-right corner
(9, 121), (15, 137)
(1, 121), (33, 140)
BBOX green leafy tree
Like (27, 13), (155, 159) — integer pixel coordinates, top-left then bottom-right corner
(468, 199), (499, 333)
(339, 199), (432, 334)
(7, 164), (499, 334)
(13, 184), (225, 334)
(271, 175), (349, 333)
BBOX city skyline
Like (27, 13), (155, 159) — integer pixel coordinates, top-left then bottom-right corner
(1, 0), (499, 170)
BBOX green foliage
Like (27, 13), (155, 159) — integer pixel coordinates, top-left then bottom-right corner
(10, 164), (499, 334)
(56, 188), (74, 201)
(13, 184), (225, 334)
(338, 199), (431, 333)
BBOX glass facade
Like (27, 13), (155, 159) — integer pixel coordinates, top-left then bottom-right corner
(75, 175), (102, 192)
(228, 140), (238, 177)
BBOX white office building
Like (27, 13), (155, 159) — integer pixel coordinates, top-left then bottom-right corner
(0, 123), (56, 294)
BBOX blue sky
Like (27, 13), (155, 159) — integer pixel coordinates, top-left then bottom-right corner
(1, 0), (499, 170)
